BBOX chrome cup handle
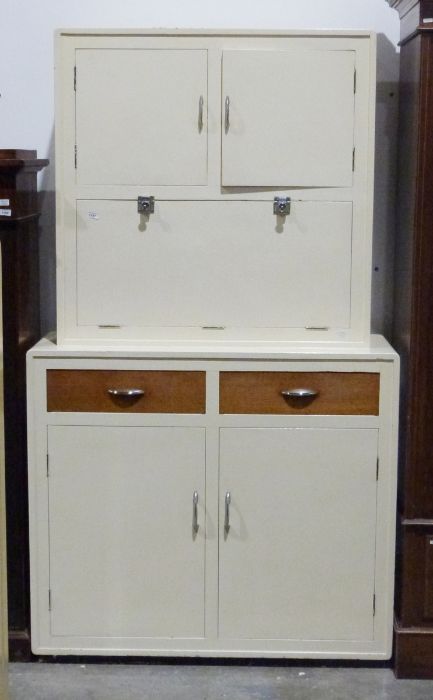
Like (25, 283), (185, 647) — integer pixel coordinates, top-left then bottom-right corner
(281, 389), (318, 399)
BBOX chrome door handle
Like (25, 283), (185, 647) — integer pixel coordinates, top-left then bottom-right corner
(107, 389), (145, 398)
(281, 388), (318, 399)
(224, 96), (230, 133)
(192, 491), (199, 534)
(198, 95), (204, 132)
(224, 491), (231, 533)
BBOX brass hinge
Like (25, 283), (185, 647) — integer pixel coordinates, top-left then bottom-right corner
(354, 68), (357, 94)
(74, 66), (77, 91)
(48, 589), (52, 612)
(46, 454), (49, 478)
(352, 147), (356, 172)
(376, 458), (379, 481)
(373, 593), (376, 616)
(74, 145), (77, 169)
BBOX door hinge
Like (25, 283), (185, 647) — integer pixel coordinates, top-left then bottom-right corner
(74, 145), (77, 169)
(354, 68), (357, 94)
(373, 593), (376, 616)
(46, 453), (49, 478)
(74, 65), (77, 91)
(48, 589), (52, 612)
(352, 147), (356, 171)
(376, 458), (379, 481)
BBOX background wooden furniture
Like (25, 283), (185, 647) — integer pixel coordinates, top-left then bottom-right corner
(0, 329), (8, 699)
(389, 0), (433, 679)
(0, 150), (48, 659)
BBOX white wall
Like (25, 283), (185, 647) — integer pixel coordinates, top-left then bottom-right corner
(0, 0), (400, 336)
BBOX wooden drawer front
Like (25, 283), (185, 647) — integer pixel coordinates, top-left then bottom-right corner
(219, 372), (379, 415)
(47, 370), (206, 414)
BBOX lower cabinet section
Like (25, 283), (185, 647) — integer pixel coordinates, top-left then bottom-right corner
(27, 347), (399, 658)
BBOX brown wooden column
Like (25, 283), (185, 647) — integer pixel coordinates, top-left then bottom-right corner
(388, 0), (433, 679)
(0, 150), (48, 659)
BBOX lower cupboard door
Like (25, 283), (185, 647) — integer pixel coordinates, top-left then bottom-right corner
(219, 427), (378, 641)
(47, 425), (206, 639)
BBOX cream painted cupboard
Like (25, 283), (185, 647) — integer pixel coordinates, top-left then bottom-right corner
(26, 28), (398, 662)
(55, 29), (376, 345)
(27, 337), (399, 658)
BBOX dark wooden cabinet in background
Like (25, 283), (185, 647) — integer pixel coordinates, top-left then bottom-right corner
(0, 150), (48, 658)
(389, 0), (433, 679)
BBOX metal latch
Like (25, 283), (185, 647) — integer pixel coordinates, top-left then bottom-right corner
(273, 196), (291, 216)
(137, 196), (155, 214)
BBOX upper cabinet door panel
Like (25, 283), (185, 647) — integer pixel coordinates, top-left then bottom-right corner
(222, 49), (355, 187)
(75, 49), (208, 186)
(75, 199), (352, 330)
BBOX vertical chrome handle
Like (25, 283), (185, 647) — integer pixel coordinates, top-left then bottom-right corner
(198, 95), (204, 132)
(224, 491), (231, 533)
(224, 96), (230, 133)
(192, 491), (199, 534)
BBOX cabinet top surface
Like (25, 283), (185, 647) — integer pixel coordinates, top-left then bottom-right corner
(29, 335), (398, 362)
(57, 28), (375, 38)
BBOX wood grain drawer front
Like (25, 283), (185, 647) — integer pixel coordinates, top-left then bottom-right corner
(47, 370), (206, 414)
(219, 372), (380, 415)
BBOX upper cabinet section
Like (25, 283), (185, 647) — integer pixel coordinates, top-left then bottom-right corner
(61, 31), (375, 196)
(75, 49), (208, 186)
(221, 49), (355, 187)
(56, 31), (376, 344)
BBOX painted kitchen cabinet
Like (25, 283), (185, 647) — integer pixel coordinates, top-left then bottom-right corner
(26, 29), (398, 664)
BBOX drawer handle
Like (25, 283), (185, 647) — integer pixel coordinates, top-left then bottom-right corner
(192, 491), (199, 534)
(224, 491), (231, 534)
(281, 388), (319, 399)
(107, 389), (145, 398)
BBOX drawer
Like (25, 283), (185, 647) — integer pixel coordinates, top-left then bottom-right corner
(219, 372), (379, 415)
(47, 370), (206, 414)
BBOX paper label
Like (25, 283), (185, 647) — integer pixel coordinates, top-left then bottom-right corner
(0, 199), (10, 206)
(88, 211), (99, 220)
(0, 209), (12, 217)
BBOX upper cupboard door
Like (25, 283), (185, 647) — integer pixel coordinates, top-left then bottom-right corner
(75, 49), (208, 186)
(222, 49), (355, 187)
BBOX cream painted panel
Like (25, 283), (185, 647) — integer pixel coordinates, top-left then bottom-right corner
(76, 199), (352, 329)
(48, 425), (205, 638)
(219, 427), (378, 641)
(76, 50), (208, 185)
(222, 50), (355, 186)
